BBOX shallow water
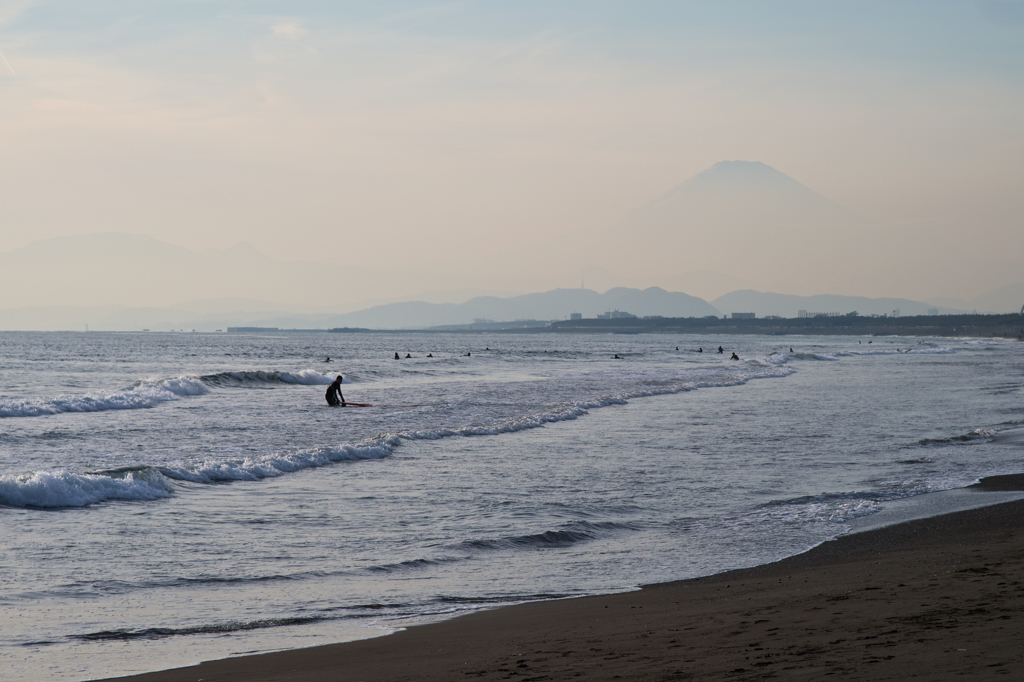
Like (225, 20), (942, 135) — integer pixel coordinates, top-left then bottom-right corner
(0, 331), (1021, 681)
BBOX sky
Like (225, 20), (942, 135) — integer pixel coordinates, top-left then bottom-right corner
(1, 1), (1023, 304)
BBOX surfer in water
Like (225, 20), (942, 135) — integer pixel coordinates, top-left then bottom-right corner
(731, 352), (739, 360)
(326, 375), (346, 407)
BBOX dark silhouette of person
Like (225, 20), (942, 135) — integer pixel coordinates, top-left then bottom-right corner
(394, 352), (400, 360)
(427, 353), (433, 357)
(613, 354), (621, 359)
(464, 352), (471, 356)
(323, 357), (333, 363)
(789, 348), (793, 353)
(405, 353), (412, 358)
(730, 352), (739, 360)
(675, 346), (679, 350)
(325, 375), (345, 406)
(717, 346), (724, 354)
(698, 347), (702, 353)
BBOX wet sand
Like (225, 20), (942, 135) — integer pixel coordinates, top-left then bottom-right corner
(106, 476), (1024, 681)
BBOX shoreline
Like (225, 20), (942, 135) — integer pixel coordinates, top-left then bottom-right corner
(103, 474), (1024, 681)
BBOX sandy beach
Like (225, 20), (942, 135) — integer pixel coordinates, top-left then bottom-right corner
(103, 475), (1024, 682)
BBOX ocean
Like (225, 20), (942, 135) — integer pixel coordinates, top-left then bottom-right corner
(1, 330), (1022, 681)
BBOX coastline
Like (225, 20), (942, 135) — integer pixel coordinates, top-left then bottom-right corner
(103, 475), (1024, 681)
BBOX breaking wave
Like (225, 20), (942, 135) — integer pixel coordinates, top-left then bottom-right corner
(0, 468), (174, 508)
(0, 378), (208, 418)
(0, 363), (795, 508)
(199, 369), (342, 387)
(0, 369), (339, 419)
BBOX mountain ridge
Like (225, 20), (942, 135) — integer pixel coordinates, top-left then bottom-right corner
(2, 285), (1003, 332)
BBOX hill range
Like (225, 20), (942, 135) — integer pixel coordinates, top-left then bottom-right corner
(2, 284), (1014, 332)
(2, 159), (1023, 331)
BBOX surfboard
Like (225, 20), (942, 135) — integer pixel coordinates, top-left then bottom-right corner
(331, 403), (417, 408)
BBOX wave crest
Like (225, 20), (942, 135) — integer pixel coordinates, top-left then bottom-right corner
(0, 377), (209, 418)
(199, 369), (341, 387)
(0, 468), (173, 508)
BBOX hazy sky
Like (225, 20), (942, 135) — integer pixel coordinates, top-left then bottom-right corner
(2, 1), (1022, 301)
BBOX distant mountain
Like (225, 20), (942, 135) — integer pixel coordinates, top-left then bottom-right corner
(331, 287), (720, 329)
(712, 290), (967, 319)
(0, 286), (720, 331)
(633, 160), (861, 228)
(966, 283), (1024, 314)
(502, 160), (869, 300)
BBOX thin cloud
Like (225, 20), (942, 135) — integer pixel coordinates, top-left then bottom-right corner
(272, 20), (306, 41)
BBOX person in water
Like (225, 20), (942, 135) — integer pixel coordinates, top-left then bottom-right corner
(717, 346), (724, 354)
(323, 357), (333, 363)
(394, 352), (400, 360)
(325, 375), (345, 406)
(730, 352), (739, 360)
(405, 353), (412, 358)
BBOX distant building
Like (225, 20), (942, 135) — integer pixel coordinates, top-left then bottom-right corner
(597, 310), (636, 319)
(797, 310), (808, 318)
(570, 312), (582, 321)
(893, 309), (900, 318)
(731, 312), (756, 319)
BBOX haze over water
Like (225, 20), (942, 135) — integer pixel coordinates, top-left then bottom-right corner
(1, 331), (1021, 681)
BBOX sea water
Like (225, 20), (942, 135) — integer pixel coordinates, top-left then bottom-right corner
(0, 331), (1021, 681)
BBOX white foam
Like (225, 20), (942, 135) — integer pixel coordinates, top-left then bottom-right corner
(850, 347), (954, 356)
(0, 377), (209, 418)
(0, 369), (351, 419)
(0, 469), (173, 508)
(0, 362), (795, 507)
(160, 438), (397, 484)
(400, 364), (793, 441)
(201, 369), (345, 386)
